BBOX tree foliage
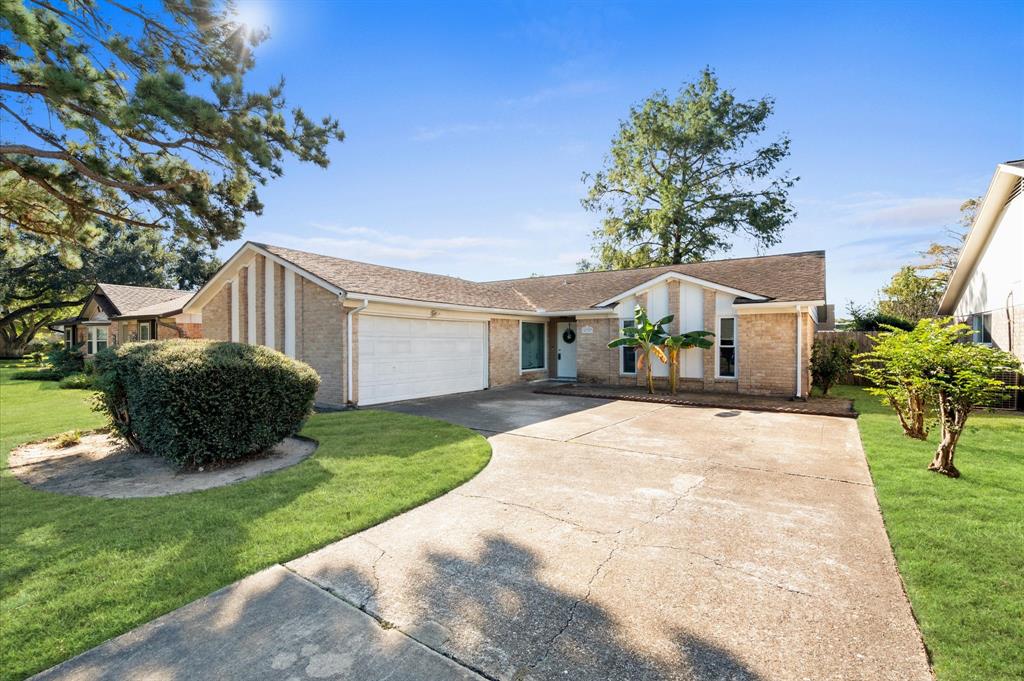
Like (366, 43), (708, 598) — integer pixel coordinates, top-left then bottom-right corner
(0, 224), (220, 355)
(839, 302), (913, 332)
(877, 266), (945, 324)
(579, 68), (796, 270)
(810, 336), (856, 395)
(855, 318), (1020, 477)
(0, 0), (343, 260)
(916, 197), (979, 283)
(608, 306), (670, 394)
(663, 330), (714, 395)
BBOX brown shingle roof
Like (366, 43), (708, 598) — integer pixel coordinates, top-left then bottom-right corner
(257, 243), (825, 313)
(97, 283), (194, 317)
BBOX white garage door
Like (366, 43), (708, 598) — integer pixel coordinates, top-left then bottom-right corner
(358, 316), (487, 405)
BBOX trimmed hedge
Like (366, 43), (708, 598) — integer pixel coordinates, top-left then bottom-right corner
(93, 340), (320, 467)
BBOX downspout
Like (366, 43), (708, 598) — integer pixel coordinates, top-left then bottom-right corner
(795, 305), (803, 399)
(346, 297), (369, 406)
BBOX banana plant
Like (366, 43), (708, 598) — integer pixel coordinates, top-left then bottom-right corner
(663, 331), (715, 395)
(608, 306), (672, 394)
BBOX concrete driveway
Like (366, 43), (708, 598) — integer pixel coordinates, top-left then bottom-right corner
(38, 386), (931, 681)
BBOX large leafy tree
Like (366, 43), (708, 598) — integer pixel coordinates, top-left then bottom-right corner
(916, 197), (979, 283)
(579, 68), (796, 270)
(877, 266), (945, 324)
(0, 224), (220, 355)
(0, 0), (343, 260)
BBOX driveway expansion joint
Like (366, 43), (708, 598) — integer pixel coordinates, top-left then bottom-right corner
(280, 563), (496, 681)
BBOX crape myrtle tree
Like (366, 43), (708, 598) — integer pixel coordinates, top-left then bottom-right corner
(579, 68), (797, 271)
(855, 319), (1020, 477)
(0, 0), (343, 262)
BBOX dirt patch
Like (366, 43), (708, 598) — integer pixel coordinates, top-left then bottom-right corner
(7, 432), (318, 498)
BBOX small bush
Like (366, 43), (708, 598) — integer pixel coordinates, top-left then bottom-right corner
(810, 337), (857, 395)
(29, 351), (45, 366)
(11, 369), (62, 381)
(53, 430), (83, 448)
(47, 346), (85, 377)
(93, 340), (320, 467)
(59, 373), (94, 390)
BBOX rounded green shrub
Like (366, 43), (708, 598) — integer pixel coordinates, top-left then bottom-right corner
(93, 340), (320, 467)
(58, 372), (94, 390)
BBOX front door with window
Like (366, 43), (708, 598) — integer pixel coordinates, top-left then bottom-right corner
(556, 322), (577, 378)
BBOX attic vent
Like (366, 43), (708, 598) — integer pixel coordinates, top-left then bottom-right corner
(1007, 177), (1023, 206)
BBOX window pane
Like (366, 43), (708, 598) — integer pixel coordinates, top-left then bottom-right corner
(719, 347), (736, 377)
(720, 317), (735, 343)
(521, 322), (545, 370)
(139, 323), (150, 341)
(621, 320), (636, 373)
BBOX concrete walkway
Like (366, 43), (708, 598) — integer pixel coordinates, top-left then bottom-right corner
(37, 386), (931, 681)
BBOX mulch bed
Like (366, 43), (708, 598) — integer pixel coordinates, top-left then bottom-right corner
(535, 383), (858, 418)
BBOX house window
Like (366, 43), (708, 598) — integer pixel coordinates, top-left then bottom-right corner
(717, 317), (736, 378)
(520, 322), (546, 371)
(138, 321), (152, 341)
(620, 319), (636, 374)
(972, 313), (992, 344)
(64, 328), (73, 349)
(89, 326), (109, 354)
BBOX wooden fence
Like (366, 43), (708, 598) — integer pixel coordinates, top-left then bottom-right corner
(814, 330), (874, 386)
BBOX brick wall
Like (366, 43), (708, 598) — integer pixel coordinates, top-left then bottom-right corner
(239, 265), (249, 343)
(254, 257), (266, 346)
(274, 263), (285, 352)
(298, 279), (345, 406)
(737, 311), (813, 397)
(489, 319), (541, 386)
(203, 285), (230, 340)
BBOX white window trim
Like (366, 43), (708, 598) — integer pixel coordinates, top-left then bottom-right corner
(518, 320), (547, 373)
(138, 321), (151, 341)
(619, 318), (637, 375)
(88, 325), (110, 354)
(715, 316), (738, 380)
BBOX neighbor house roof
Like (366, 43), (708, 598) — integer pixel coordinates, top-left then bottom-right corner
(70, 283), (194, 322)
(252, 242), (825, 313)
(938, 160), (1024, 314)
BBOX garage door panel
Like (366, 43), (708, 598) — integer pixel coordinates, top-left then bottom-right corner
(358, 316), (487, 405)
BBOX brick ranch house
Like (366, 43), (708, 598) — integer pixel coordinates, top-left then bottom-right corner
(58, 283), (202, 355)
(184, 242), (827, 407)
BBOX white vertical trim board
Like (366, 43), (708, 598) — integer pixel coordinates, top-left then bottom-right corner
(247, 261), (257, 344)
(284, 269), (296, 358)
(230, 276), (239, 342)
(265, 262), (276, 349)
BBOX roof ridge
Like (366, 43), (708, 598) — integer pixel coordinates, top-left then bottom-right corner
(97, 282), (190, 294)
(479, 250), (826, 284)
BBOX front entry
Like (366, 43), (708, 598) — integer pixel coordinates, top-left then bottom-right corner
(556, 322), (577, 379)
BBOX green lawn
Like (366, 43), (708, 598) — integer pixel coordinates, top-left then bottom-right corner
(0, 360), (491, 680)
(834, 385), (1023, 681)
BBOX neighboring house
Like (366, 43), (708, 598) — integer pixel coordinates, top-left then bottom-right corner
(59, 283), (202, 355)
(938, 160), (1024, 364)
(184, 242), (826, 408)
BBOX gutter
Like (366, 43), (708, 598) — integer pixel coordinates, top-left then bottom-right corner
(346, 297), (369, 405)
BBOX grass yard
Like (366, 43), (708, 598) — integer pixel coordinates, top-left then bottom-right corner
(834, 385), (1023, 681)
(0, 360), (491, 680)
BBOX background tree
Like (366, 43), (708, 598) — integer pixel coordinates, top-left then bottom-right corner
(0, 0), (343, 260)
(579, 68), (796, 271)
(0, 225), (219, 356)
(916, 197), (979, 283)
(838, 302), (913, 332)
(877, 266), (945, 324)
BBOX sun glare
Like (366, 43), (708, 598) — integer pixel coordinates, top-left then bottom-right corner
(232, 1), (271, 35)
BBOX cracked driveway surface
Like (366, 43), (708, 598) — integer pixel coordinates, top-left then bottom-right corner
(37, 387), (932, 681)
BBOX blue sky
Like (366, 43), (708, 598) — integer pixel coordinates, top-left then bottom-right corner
(226, 0), (1023, 310)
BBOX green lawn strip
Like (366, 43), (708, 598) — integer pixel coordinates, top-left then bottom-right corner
(834, 385), (1023, 681)
(0, 360), (491, 680)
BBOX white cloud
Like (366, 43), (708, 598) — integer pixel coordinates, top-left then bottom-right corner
(501, 79), (608, 108)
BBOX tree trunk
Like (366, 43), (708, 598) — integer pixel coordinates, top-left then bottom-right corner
(668, 351), (677, 395)
(887, 390), (929, 440)
(643, 350), (655, 394)
(0, 335), (30, 358)
(929, 394), (966, 478)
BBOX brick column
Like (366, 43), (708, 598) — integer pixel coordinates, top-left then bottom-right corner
(702, 289), (716, 390)
(238, 266), (249, 343)
(254, 256), (265, 346)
